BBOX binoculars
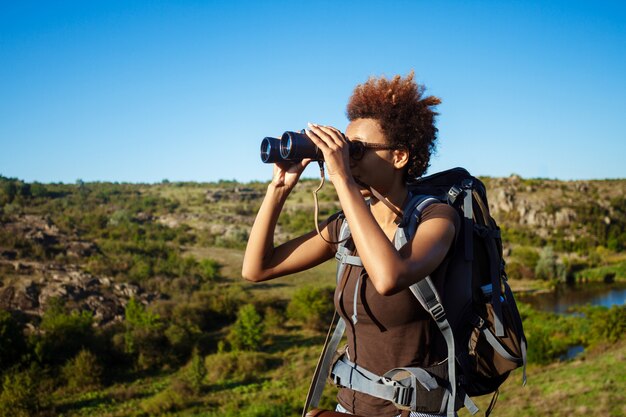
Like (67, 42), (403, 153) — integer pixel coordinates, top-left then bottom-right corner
(260, 131), (356, 163)
(260, 131), (321, 163)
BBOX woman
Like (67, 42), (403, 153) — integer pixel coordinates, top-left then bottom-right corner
(242, 73), (459, 417)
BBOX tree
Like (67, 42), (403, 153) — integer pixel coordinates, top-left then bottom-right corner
(124, 298), (166, 369)
(535, 246), (558, 281)
(227, 304), (265, 351)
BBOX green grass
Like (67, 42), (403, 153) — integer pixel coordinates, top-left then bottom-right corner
(461, 341), (626, 417)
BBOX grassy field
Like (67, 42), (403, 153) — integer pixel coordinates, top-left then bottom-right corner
(462, 341), (626, 417)
(1, 177), (625, 416)
(40, 245), (623, 417)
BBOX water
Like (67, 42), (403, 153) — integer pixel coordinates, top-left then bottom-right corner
(517, 284), (626, 314)
(517, 283), (626, 360)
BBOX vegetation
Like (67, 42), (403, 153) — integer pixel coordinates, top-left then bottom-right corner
(0, 174), (625, 416)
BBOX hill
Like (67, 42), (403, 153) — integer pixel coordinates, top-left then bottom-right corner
(0, 174), (625, 416)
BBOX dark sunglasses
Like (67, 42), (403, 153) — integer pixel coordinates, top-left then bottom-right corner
(348, 140), (398, 161)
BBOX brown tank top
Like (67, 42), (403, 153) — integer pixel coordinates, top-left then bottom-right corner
(327, 203), (460, 417)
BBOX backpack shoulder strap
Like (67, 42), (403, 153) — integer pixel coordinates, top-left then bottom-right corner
(394, 193), (442, 250)
(400, 193), (477, 417)
(335, 217), (363, 272)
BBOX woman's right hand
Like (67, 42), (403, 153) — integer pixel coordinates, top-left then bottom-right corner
(271, 159), (310, 190)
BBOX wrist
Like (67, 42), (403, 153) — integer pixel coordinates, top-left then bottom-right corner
(332, 175), (358, 192)
(266, 182), (291, 202)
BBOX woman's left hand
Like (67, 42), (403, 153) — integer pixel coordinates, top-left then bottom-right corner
(306, 123), (354, 185)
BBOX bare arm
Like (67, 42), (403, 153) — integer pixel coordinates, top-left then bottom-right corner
(334, 177), (455, 295)
(306, 123), (455, 295)
(241, 162), (336, 282)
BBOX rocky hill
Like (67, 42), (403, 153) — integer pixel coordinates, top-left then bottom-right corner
(0, 175), (624, 328)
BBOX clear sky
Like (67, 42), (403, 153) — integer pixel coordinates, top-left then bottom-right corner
(1, 0), (625, 183)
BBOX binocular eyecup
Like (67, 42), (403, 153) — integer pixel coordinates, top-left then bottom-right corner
(260, 131), (323, 163)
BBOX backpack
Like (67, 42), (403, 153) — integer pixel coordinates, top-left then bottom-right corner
(303, 167), (527, 417)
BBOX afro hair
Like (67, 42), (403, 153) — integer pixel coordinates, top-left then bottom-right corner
(346, 71), (441, 180)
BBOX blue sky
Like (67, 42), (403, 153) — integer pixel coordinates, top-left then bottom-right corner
(1, 0), (625, 183)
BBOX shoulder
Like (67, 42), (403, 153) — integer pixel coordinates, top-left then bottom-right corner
(420, 203), (460, 230)
(324, 211), (346, 248)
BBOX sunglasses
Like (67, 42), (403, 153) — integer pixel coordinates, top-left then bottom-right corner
(348, 140), (398, 161)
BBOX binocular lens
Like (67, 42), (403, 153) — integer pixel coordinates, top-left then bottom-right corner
(280, 133), (293, 159)
(280, 131), (322, 161)
(260, 137), (282, 163)
(260, 130), (323, 163)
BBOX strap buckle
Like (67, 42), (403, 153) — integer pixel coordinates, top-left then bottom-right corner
(447, 185), (461, 205)
(393, 384), (413, 407)
(430, 303), (446, 322)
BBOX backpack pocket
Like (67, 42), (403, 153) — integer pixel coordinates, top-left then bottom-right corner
(466, 299), (524, 395)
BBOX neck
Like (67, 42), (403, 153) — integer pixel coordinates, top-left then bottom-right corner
(369, 181), (408, 227)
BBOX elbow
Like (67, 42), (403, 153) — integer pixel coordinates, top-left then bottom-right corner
(371, 280), (398, 297)
(369, 269), (406, 296)
(241, 267), (262, 283)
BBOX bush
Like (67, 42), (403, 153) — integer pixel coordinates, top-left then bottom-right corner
(574, 305), (626, 346)
(175, 348), (207, 395)
(518, 303), (581, 364)
(505, 260), (535, 280)
(511, 246), (539, 271)
(62, 349), (103, 392)
(140, 386), (186, 415)
(264, 306), (285, 331)
(123, 298), (167, 370)
(0, 310), (26, 369)
(287, 286), (334, 331)
(227, 304), (265, 351)
(205, 351), (273, 384)
(34, 298), (94, 365)
(199, 258), (221, 281)
(0, 369), (44, 417)
(535, 246), (558, 281)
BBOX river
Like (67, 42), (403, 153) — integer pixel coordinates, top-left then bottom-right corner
(516, 283), (626, 359)
(516, 283), (626, 314)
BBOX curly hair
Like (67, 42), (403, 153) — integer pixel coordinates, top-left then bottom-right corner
(346, 71), (441, 180)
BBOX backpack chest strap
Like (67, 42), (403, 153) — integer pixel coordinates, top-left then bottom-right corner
(330, 355), (439, 411)
(335, 245), (363, 267)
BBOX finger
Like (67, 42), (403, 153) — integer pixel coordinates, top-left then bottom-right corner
(316, 125), (347, 147)
(305, 127), (332, 151)
(307, 123), (341, 151)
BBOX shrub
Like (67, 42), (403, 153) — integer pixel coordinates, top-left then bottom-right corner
(140, 386), (186, 415)
(511, 246), (539, 270)
(164, 323), (194, 361)
(204, 351), (273, 384)
(227, 304), (265, 351)
(199, 258), (221, 281)
(534, 246), (558, 281)
(287, 286), (334, 331)
(62, 349), (103, 392)
(123, 298), (167, 370)
(505, 260), (535, 280)
(264, 306), (285, 331)
(0, 369), (44, 417)
(0, 310), (26, 369)
(181, 348), (206, 395)
(519, 303), (582, 364)
(34, 298), (94, 365)
(575, 305), (626, 346)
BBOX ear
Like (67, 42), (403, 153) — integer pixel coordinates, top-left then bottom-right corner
(392, 148), (409, 170)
